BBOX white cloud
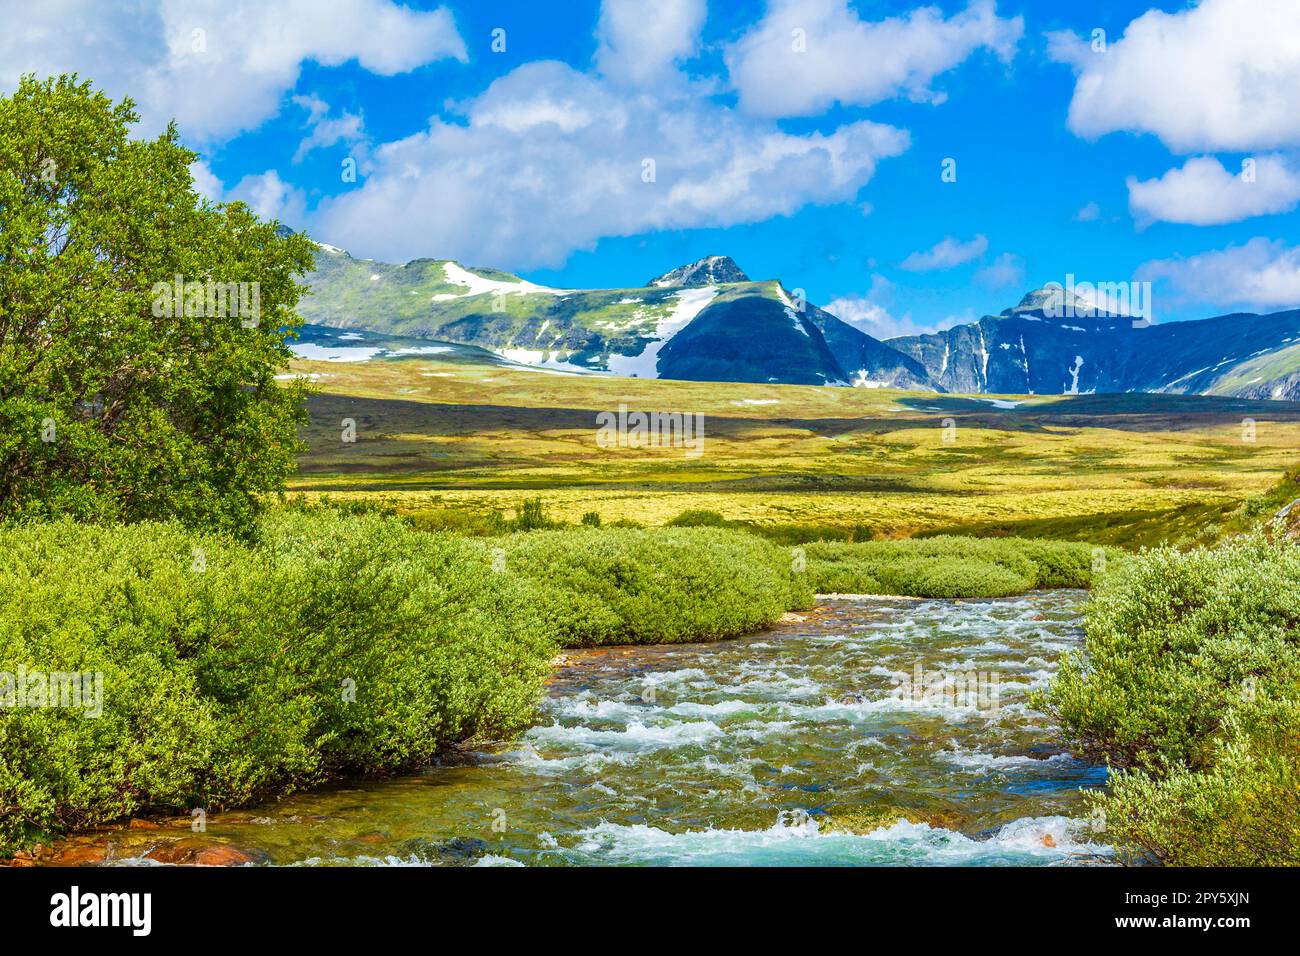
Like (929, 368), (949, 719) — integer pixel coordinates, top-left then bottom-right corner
(827, 298), (947, 340)
(976, 252), (1024, 288)
(596, 0), (707, 87)
(229, 169), (308, 225)
(826, 275), (964, 339)
(1049, 0), (1300, 153)
(1138, 238), (1300, 313)
(900, 235), (987, 271)
(725, 0), (1022, 118)
(291, 94), (365, 162)
(0, 0), (466, 142)
(311, 59), (910, 268)
(1074, 201), (1100, 222)
(188, 159), (224, 202)
(1127, 155), (1300, 227)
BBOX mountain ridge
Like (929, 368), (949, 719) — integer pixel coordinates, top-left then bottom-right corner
(296, 244), (931, 389)
(887, 287), (1300, 400)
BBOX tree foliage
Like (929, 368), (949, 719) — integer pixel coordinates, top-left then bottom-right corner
(0, 74), (314, 532)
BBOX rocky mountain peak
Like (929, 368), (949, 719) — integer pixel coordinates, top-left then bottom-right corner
(647, 255), (749, 288)
(1004, 286), (1102, 317)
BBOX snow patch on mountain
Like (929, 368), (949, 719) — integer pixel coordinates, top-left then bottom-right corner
(1066, 355), (1084, 394)
(606, 286), (720, 378)
(775, 285), (810, 337)
(435, 262), (571, 299)
(495, 348), (600, 374)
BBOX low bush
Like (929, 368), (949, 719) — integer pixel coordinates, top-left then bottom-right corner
(665, 509), (734, 528)
(1093, 701), (1300, 865)
(1041, 533), (1300, 865)
(804, 536), (1104, 598)
(0, 512), (554, 854)
(484, 527), (814, 646)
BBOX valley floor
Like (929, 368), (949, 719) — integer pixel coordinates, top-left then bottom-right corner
(286, 351), (1300, 547)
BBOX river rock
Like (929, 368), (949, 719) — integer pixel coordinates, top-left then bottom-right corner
(50, 845), (108, 866)
(144, 839), (264, 866)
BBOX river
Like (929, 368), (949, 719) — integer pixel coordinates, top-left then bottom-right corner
(93, 591), (1112, 866)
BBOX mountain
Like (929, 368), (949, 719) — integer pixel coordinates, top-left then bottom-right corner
(296, 247), (932, 388)
(888, 289), (1300, 399)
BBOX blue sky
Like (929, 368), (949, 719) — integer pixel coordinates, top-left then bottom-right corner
(5, 0), (1300, 336)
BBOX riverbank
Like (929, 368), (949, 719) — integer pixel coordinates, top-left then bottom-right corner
(1040, 532), (1300, 866)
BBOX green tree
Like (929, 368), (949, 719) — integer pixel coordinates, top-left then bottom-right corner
(0, 74), (314, 533)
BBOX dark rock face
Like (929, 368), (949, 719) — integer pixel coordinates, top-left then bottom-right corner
(658, 290), (847, 385)
(889, 292), (1300, 399)
(656, 285), (936, 389)
(801, 299), (933, 390)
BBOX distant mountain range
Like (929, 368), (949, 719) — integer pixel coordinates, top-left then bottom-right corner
(888, 288), (1300, 400)
(295, 243), (1300, 399)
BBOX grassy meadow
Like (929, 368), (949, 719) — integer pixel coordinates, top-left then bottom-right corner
(285, 349), (1300, 547)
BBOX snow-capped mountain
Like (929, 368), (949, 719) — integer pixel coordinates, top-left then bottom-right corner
(296, 248), (931, 389)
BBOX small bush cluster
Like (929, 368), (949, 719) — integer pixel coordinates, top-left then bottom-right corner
(803, 536), (1105, 598)
(1041, 534), (1300, 865)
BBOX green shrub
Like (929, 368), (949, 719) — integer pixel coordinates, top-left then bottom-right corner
(1042, 535), (1300, 772)
(408, 506), (507, 536)
(1042, 533), (1300, 865)
(804, 536), (1103, 598)
(1092, 701), (1300, 865)
(665, 509), (732, 528)
(0, 513), (555, 854)
(485, 527), (814, 646)
(0, 514), (817, 854)
(509, 497), (557, 532)
(580, 511), (602, 528)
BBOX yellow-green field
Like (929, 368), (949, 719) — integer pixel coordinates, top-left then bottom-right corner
(286, 351), (1300, 546)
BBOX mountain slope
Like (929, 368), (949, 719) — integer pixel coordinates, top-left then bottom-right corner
(298, 247), (932, 388)
(889, 289), (1300, 399)
(656, 283), (846, 385)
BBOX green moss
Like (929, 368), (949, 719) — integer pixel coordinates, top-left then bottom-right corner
(819, 804), (966, 834)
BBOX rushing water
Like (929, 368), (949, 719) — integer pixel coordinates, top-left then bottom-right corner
(115, 592), (1112, 866)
